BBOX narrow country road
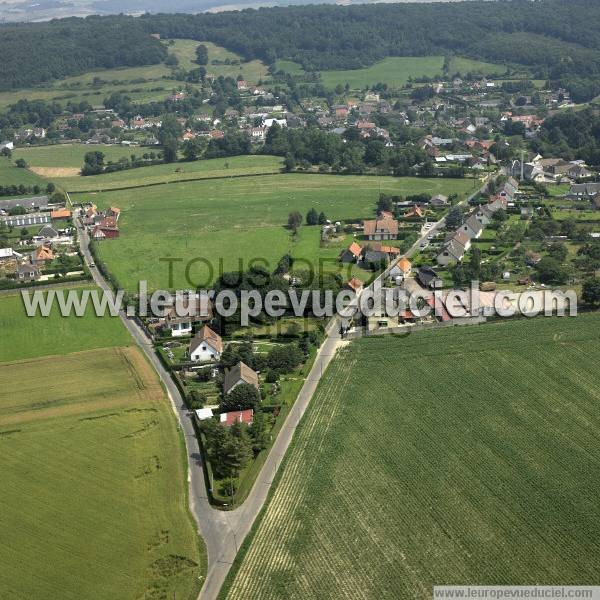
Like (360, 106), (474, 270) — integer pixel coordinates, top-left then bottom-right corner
(72, 201), (345, 600)
(70, 175), (490, 598)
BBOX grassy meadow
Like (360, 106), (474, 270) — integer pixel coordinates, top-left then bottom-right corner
(222, 313), (600, 599)
(59, 154), (283, 192)
(320, 56), (445, 89)
(0, 290), (205, 599)
(275, 55), (508, 89)
(0, 287), (129, 361)
(89, 173), (473, 290)
(201, 40), (267, 84)
(0, 155), (49, 189)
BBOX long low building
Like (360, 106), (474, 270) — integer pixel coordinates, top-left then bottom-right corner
(1, 212), (51, 227)
(0, 196), (49, 212)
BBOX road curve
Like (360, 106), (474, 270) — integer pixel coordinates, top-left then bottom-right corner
(71, 175), (490, 599)
(72, 203), (344, 600)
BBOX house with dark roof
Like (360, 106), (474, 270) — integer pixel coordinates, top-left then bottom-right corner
(567, 183), (600, 200)
(417, 266), (443, 289)
(17, 263), (41, 281)
(460, 214), (484, 239)
(223, 362), (260, 396)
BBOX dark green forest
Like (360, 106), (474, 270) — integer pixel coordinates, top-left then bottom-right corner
(0, 16), (166, 90)
(2, 0), (600, 99)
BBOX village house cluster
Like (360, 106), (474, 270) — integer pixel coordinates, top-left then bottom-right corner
(0, 195), (81, 284)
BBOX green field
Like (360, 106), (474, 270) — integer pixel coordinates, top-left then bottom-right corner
(275, 55), (508, 89)
(201, 40), (267, 84)
(320, 56), (445, 89)
(0, 287), (129, 361)
(89, 173), (473, 290)
(0, 290), (205, 599)
(0, 155), (48, 189)
(59, 154), (283, 192)
(14, 144), (135, 170)
(448, 56), (507, 77)
(223, 314), (600, 599)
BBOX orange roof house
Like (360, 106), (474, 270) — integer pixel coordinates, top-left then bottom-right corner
(404, 205), (424, 219)
(363, 217), (398, 241)
(340, 241), (363, 263)
(398, 257), (412, 275)
(51, 209), (71, 220)
(345, 277), (364, 292)
(32, 245), (53, 262)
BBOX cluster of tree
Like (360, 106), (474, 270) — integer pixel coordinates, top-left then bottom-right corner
(527, 216), (591, 243)
(205, 131), (252, 159)
(81, 150), (164, 176)
(195, 44), (208, 66)
(0, 16), (167, 90)
(534, 109), (600, 166)
(265, 123), (426, 175)
(452, 247), (501, 286)
(0, 184), (45, 197)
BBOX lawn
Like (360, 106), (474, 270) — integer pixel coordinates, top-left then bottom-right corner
(14, 144), (134, 169)
(90, 173), (473, 290)
(222, 313), (600, 599)
(60, 154), (283, 192)
(0, 289), (206, 599)
(319, 56), (445, 89)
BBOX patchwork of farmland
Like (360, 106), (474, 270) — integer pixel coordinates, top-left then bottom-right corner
(89, 173), (473, 290)
(0, 290), (205, 599)
(222, 314), (600, 599)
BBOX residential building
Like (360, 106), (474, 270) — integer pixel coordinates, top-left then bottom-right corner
(223, 361), (260, 396)
(189, 325), (223, 362)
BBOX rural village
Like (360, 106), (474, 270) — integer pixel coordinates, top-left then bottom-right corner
(2, 5), (600, 600)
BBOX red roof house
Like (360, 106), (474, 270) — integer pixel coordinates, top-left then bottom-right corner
(220, 409), (254, 427)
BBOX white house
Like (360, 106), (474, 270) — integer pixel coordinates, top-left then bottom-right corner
(189, 325), (222, 362)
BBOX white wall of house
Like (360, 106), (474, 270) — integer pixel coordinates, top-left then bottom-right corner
(190, 342), (220, 362)
(170, 321), (192, 337)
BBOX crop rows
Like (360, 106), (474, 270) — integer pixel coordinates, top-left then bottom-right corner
(224, 314), (600, 599)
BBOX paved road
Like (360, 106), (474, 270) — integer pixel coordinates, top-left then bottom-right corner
(72, 203), (345, 600)
(71, 175), (491, 598)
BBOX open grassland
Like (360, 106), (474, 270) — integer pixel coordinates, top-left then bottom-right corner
(0, 346), (205, 600)
(276, 55), (509, 89)
(15, 144), (134, 172)
(448, 56), (507, 77)
(90, 174), (473, 290)
(201, 40), (267, 84)
(0, 155), (49, 189)
(0, 287), (129, 362)
(319, 56), (444, 89)
(223, 314), (600, 599)
(60, 154), (283, 191)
